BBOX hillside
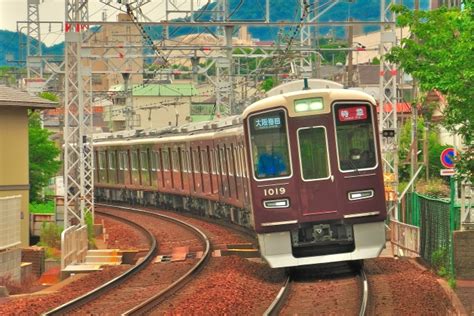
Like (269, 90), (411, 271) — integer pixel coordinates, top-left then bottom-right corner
(0, 0), (428, 66)
(0, 29), (63, 66)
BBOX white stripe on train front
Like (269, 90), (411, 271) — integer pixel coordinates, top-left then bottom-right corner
(261, 220), (298, 227)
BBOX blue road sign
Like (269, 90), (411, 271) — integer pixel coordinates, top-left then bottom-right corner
(440, 148), (456, 168)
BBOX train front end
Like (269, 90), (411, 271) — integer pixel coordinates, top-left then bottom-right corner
(242, 88), (387, 268)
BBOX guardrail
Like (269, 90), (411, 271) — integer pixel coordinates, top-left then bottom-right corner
(61, 224), (88, 270)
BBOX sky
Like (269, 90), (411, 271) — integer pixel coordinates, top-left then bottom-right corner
(0, 0), (176, 46)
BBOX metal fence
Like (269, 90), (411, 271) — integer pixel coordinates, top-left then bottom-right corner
(61, 224), (88, 270)
(399, 192), (460, 274)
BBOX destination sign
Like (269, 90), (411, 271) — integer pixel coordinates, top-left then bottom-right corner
(253, 116), (282, 130)
(338, 106), (367, 122)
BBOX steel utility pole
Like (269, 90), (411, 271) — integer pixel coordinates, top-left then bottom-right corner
(26, 0), (43, 79)
(379, 0), (399, 220)
(63, 0), (94, 228)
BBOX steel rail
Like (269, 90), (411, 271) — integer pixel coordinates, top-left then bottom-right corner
(43, 209), (157, 315)
(263, 275), (292, 316)
(359, 268), (369, 316)
(100, 205), (212, 316)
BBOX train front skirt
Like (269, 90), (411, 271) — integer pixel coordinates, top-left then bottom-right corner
(257, 221), (386, 268)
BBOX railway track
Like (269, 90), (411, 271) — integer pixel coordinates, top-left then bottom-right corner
(44, 204), (211, 315)
(265, 262), (369, 316)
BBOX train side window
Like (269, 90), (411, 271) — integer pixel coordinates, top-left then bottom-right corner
(162, 149), (170, 171)
(139, 151), (148, 171)
(124, 152), (129, 171)
(227, 147), (234, 176)
(192, 150), (201, 173)
(98, 151), (106, 170)
(248, 109), (291, 179)
(131, 150), (139, 171)
(155, 151), (161, 171)
(297, 127), (330, 180)
(150, 151), (157, 171)
(172, 150), (179, 171)
(108, 151), (116, 170)
(201, 149), (209, 174)
(214, 149), (220, 175)
(233, 146), (240, 177)
(118, 151), (125, 170)
(333, 103), (377, 171)
(219, 147), (226, 175)
(180, 149), (187, 172)
(209, 149), (215, 174)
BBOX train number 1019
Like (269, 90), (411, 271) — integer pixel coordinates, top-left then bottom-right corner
(263, 187), (286, 197)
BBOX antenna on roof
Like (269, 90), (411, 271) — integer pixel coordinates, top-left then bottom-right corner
(302, 78), (310, 90)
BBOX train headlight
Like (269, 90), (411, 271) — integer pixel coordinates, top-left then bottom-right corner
(348, 190), (374, 201)
(294, 97), (324, 113)
(263, 198), (290, 208)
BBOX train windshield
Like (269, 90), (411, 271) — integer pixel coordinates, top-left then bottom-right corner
(334, 103), (377, 171)
(248, 109), (291, 179)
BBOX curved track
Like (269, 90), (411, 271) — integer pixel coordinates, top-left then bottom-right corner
(44, 204), (211, 315)
(265, 263), (369, 316)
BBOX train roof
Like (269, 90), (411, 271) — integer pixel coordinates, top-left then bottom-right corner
(93, 115), (243, 147)
(242, 88), (376, 119)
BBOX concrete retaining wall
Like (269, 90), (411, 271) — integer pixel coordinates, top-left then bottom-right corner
(0, 248), (21, 281)
(453, 230), (474, 279)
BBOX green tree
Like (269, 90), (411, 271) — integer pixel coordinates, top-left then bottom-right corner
(398, 118), (449, 183)
(29, 112), (61, 202)
(387, 3), (473, 181)
(260, 77), (275, 92)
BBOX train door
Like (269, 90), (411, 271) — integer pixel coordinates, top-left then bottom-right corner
(209, 147), (219, 195)
(150, 149), (158, 188)
(171, 147), (182, 192)
(192, 148), (203, 194)
(97, 150), (107, 183)
(219, 145), (230, 199)
(162, 147), (172, 191)
(226, 144), (237, 202)
(294, 119), (340, 217)
(177, 146), (186, 192)
(117, 151), (125, 184)
(200, 146), (212, 196)
(108, 149), (118, 185)
(139, 148), (151, 187)
(182, 146), (191, 193)
(130, 148), (140, 186)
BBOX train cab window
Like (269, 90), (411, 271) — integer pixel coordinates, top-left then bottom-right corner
(98, 152), (106, 170)
(297, 127), (330, 180)
(162, 149), (170, 171)
(140, 151), (149, 171)
(131, 150), (138, 171)
(108, 151), (116, 170)
(201, 149), (209, 173)
(334, 103), (377, 171)
(248, 109), (291, 179)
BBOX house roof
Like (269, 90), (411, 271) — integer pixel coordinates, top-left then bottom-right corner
(0, 85), (58, 109)
(109, 83), (198, 97)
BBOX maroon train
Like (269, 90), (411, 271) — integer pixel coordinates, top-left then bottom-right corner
(94, 80), (387, 268)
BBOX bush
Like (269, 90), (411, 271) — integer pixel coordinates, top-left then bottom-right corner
(29, 200), (55, 214)
(38, 222), (62, 250)
(416, 178), (450, 198)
